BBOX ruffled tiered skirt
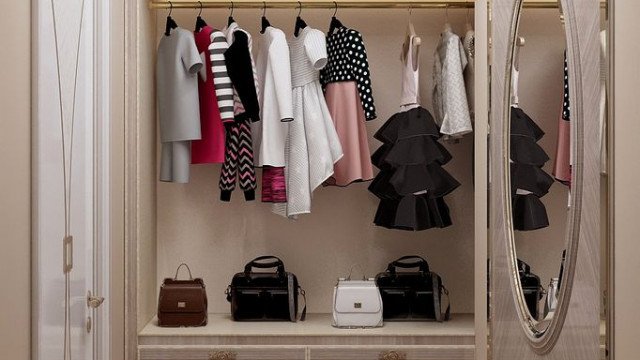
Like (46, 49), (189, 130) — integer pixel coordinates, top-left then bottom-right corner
(368, 107), (460, 231)
(510, 106), (554, 231)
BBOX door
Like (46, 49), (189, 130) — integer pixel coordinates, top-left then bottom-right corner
(33, 0), (111, 359)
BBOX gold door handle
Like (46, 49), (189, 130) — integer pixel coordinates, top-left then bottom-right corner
(209, 351), (237, 360)
(87, 291), (105, 309)
(379, 350), (407, 360)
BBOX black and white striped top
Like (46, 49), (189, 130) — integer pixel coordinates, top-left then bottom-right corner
(208, 30), (235, 122)
(320, 26), (377, 120)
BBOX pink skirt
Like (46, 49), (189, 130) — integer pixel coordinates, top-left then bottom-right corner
(553, 115), (571, 185)
(262, 166), (287, 203)
(324, 81), (374, 186)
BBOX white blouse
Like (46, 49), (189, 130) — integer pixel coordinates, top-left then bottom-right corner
(432, 27), (473, 139)
(252, 26), (294, 167)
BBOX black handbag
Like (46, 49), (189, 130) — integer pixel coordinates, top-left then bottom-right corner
(375, 256), (450, 322)
(518, 259), (545, 320)
(226, 256), (306, 322)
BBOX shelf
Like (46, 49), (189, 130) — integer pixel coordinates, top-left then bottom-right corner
(139, 313), (475, 346)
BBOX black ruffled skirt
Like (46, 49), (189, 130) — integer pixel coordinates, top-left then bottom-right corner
(369, 107), (460, 231)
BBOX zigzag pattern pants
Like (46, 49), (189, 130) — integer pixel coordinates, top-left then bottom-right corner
(219, 120), (257, 201)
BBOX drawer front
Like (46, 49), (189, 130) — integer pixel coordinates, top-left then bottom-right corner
(139, 346), (306, 360)
(309, 346), (474, 360)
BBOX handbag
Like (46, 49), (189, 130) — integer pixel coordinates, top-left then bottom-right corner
(157, 263), (208, 327)
(332, 265), (383, 328)
(518, 259), (545, 320)
(226, 256), (306, 322)
(375, 256), (450, 322)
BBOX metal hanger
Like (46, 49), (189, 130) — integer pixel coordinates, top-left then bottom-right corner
(195, 1), (208, 32)
(260, 1), (271, 34)
(328, 1), (344, 34)
(165, 1), (178, 36)
(228, 1), (235, 26)
(294, 1), (307, 37)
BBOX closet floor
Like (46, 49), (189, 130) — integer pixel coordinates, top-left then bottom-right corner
(139, 313), (475, 346)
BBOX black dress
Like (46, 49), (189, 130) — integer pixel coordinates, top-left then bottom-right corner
(510, 106), (553, 231)
(369, 107), (460, 231)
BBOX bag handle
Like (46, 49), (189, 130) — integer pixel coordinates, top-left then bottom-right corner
(244, 256), (285, 276)
(174, 263), (194, 280)
(287, 273), (306, 322)
(387, 255), (430, 274)
(346, 264), (366, 281)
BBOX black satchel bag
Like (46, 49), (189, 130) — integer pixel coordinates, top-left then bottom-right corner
(375, 256), (450, 322)
(226, 256), (306, 322)
(518, 259), (544, 320)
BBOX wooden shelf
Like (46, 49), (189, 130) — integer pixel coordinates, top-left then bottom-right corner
(139, 313), (475, 346)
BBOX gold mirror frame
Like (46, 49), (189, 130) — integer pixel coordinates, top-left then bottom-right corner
(494, 0), (601, 356)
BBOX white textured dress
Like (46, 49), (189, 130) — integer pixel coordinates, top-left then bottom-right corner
(273, 27), (343, 218)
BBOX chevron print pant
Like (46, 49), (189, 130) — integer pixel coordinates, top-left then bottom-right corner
(219, 121), (257, 201)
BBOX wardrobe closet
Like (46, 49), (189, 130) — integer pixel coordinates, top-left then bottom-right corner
(124, 1), (608, 359)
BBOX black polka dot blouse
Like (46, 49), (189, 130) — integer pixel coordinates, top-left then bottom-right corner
(320, 26), (377, 120)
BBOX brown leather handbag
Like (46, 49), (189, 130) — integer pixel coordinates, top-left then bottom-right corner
(157, 263), (208, 327)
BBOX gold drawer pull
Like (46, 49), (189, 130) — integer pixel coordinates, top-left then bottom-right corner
(209, 351), (237, 360)
(379, 350), (407, 360)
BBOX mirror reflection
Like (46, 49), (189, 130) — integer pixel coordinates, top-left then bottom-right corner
(508, 6), (571, 330)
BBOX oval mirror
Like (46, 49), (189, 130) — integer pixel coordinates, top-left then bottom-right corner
(503, 0), (589, 353)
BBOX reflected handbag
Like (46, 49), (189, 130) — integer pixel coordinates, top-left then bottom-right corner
(157, 263), (208, 327)
(226, 256), (306, 322)
(375, 256), (450, 322)
(518, 259), (544, 320)
(332, 266), (383, 328)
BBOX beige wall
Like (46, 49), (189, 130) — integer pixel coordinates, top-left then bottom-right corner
(612, 1), (640, 358)
(0, 1), (31, 359)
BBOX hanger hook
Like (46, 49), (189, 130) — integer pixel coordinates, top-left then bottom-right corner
(262, 1), (267, 16)
(297, 1), (303, 17)
(168, 1), (173, 16)
(229, 1), (234, 17)
(445, 4), (450, 23)
(408, 4), (413, 17)
(198, 1), (203, 16)
(333, 1), (338, 17)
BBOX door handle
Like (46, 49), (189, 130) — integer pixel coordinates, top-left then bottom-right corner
(87, 291), (105, 309)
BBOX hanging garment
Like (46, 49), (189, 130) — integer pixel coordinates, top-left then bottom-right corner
(553, 52), (572, 185)
(156, 27), (203, 183)
(209, 25), (259, 201)
(192, 25), (226, 164)
(400, 33), (420, 108)
(462, 25), (475, 118)
(432, 25), (473, 139)
(367, 33), (459, 231)
(369, 107), (460, 231)
(321, 26), (376, 186)
(273, 27), (343, 218)
(509, 50), (552, 231)
(252, 26), (293, 202)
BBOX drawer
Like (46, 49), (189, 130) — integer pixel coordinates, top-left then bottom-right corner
(138, 345), (306, 360)
(309, 345), (474, 360)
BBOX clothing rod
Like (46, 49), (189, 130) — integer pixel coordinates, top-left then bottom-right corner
(149, 1), (601, 10)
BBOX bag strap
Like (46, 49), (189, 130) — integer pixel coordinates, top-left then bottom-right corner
(287, 273), (307, 322)
(244, 256), (285, 276)
(431, 272), (450, 322)
(174, 263), (193, 280)
(388, 255), (430, 274)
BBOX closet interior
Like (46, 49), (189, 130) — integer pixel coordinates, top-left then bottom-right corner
(127, 1), (607, 359)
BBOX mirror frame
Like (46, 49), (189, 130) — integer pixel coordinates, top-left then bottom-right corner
(502, 0), (583, 353)
(491, 0), (601, 357)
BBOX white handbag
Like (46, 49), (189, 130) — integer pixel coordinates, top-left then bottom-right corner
(332, 266), (383, 328)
